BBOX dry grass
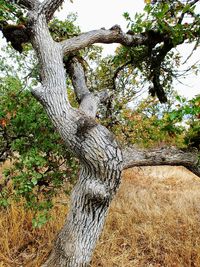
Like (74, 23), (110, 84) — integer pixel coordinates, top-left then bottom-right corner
(92, 167), (200, 267)
(1, 165), (200, 266)
(0, 196), (68, 267)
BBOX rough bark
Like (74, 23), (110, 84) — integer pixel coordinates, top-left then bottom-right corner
(61, 26), (149, 54)
(27, 4), (123, 266)
(123, 146), (200, 177)
(66, 56), (100, 118)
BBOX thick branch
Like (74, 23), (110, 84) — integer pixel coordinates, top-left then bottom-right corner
(61, 26), (149, 55)
(123, 146), (200, 177)
(66, 56), (100, 117)
(66, 56), (90, 102)
(66, 56), (114, 118)
(149, 38), (174, 103)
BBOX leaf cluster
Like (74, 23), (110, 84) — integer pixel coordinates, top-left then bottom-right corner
(111, 94), (200, 149)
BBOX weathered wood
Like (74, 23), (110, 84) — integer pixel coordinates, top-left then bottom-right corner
(61, 26), (149, 55)
(28, 7), (123, 267)
(123, 146), (200, 177)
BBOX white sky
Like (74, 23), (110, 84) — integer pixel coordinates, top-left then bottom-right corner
(56, 0), (200, 99)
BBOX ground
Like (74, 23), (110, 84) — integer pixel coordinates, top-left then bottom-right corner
(0, 164), (200, 267)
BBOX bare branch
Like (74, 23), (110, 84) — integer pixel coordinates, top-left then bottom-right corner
(61, 26), (149, 55)
(123, 146), (200, 177)
(178, 0), (200, 24)
(149, 39), (174, 103)
(112, 60), (132, 90)
(65, 56), (89, 102)
(95, 89), (113, 103)
(66, 57), (114, 117)
(66, 56), (100, 118)
(182, 37), (200, 64)
(39, 0), (65, 21)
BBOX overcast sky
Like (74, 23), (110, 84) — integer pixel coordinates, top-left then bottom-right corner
(56, 0), (200, 99)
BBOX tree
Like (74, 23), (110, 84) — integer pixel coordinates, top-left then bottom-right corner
(0, 0), (199, 266)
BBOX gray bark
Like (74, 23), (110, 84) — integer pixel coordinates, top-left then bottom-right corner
(123, 146), (200, 177)
(61, 26), (149, 55)
(27, 3), (123, 266)
(67, 57), (100, 118)
(10, 0), (39, 9)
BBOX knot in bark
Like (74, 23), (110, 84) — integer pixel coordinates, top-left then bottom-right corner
(85, 179), (110, 203)
(76, 116), (97, 140)
(109, 24), (122, 34)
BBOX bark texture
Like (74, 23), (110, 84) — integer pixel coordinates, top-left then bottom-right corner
(123, 146), (200, 177)
(27, 4), (123, 266)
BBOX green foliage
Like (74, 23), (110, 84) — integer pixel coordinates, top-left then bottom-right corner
(119, 1), (200, 101)
(49, 13), (81, 41)
(0, 76), (78, 226)
(168, 95), (200, 148)
(110, 93), (200, 149)
(110, 97), (183, 148)
(32, 210), (51, 228)
(0, 1), (25, 22)
(125, 1), (200, 44)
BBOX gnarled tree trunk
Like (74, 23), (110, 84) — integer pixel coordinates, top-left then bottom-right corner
(27, 5), (123, 266)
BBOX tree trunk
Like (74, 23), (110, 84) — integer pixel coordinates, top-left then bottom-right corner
(27, 11), (123, 267)
(42, 127), (122, 267)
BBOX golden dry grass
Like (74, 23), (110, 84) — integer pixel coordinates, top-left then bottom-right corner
(1, 165), (200, 266)
(0, 197), (68, 267)
(92, 167), (200, 267)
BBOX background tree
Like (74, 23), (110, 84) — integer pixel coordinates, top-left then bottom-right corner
(0, 0), (200, 266)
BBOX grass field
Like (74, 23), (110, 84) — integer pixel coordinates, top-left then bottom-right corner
(0, 165), (200, 266)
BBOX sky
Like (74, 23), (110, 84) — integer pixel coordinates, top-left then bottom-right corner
(56, 0), (200, 99)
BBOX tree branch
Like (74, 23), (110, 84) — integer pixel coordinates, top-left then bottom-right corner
(149, 39), (174, 103)
(65, 56), (89, 102)
(112, 60), (132, 90)
(123, 146), (200, 177)
(66, 56), (100, 118)
(61, 26), (149, 55)
(39, 0), (65, 21)
(66, 56), (114, 118)
(178, 0), (200, 24)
